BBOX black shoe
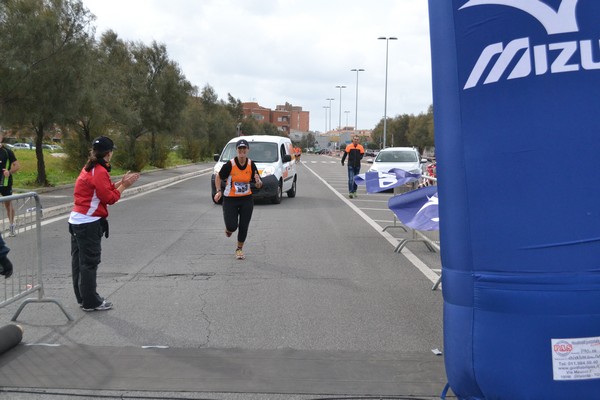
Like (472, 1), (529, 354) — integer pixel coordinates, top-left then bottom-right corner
(0, 257), (13, 279)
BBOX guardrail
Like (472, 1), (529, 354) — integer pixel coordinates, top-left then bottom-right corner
(0, 192), (72, 321)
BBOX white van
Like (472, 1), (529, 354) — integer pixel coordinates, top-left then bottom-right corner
(211, 135), (298, 204)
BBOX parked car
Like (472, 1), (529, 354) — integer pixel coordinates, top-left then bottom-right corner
(367, 147), (424, 175)
(12, 143), (35, 150)
(211, 135), (298, 204)
(42, 144), (62, 151)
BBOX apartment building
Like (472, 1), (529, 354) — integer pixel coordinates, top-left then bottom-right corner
(242, 102), (310, 133)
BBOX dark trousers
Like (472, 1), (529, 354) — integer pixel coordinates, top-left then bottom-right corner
(69, 221), (103, 308)
(222, 196), (254, 244)
(0, 234), (10, 275)
(0, 235), (9, 259)
(347, 165), (360, 193)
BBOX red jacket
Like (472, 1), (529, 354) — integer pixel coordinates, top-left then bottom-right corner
(72, 164), (121, 218)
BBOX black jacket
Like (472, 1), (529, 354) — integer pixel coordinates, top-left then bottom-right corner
(341, 143), (365, 168)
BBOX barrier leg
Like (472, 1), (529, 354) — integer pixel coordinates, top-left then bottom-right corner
(395, 238), (437, 253)
(11, 298), (74, 322)
(382, 215), (408, 232)
(432, 274), (442, 291)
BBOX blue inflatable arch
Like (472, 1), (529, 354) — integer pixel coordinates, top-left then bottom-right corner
(429, 1), (600, 398)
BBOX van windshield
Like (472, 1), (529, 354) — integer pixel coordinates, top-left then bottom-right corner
(220, 142), (279, 163)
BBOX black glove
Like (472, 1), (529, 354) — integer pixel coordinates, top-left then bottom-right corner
(341, 161), (344, 166)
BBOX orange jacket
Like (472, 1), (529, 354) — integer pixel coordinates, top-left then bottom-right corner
(341, 143), (364, 167)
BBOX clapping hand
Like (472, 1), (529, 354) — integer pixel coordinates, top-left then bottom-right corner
(121, 171), (140, 189)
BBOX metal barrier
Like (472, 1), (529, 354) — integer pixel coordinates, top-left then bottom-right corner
(384, 176), (440, 253)
(0, 192), (72, 321)
(381, 181), (416, 232)
(386, 174), (442, 290)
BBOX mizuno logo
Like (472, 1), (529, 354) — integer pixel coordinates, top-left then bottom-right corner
(459, 0), (597, 90)
(464, 38), (600, 89)
(460, 0), (579, 34)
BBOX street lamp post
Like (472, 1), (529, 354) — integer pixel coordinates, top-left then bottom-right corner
(350, 68), (364, 131)
(378, 36), (397, 149)
(326, 98), (334, 131)
(335, 85), (346, 130)
(322, 106), (329, 132)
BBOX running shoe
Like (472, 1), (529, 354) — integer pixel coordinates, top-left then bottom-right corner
(235, 248), (245, 260)
(82, 300), (113, 312)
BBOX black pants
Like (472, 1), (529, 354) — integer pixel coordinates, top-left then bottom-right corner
(0, 235), (9, 259)
(69, 220), (104, 309)
(222, 195), (254, 244)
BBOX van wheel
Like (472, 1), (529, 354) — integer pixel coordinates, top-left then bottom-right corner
(286, 176), (296, 198)
(271, 181), (283, 204)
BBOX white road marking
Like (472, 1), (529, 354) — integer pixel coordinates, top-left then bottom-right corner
(303, 162), (439, 284)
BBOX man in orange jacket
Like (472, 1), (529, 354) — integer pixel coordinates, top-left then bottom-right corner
(341, 136), (364, 198)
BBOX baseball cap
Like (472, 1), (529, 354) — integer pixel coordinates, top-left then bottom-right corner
(236, 139), (249, 148)
(92, 136), (114, 152)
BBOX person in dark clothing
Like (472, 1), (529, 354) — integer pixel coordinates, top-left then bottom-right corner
(213, 139), (263, 260)
(0, 236), (13, 278)
(0, 135), (20, 236)
(341, 136), (365, 198)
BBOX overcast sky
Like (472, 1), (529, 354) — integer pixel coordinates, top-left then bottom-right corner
(81, 0), (433, 133)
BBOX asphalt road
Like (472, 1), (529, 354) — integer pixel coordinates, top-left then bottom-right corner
(0, 154), (448, 400)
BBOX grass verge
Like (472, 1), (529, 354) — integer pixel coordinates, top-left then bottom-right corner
(12, 149), (194, 190)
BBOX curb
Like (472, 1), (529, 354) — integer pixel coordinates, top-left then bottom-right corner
(39, 168), (212, 221)
(15, 163), (201, 195)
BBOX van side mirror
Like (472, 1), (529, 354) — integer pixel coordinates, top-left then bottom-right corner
(213, 154), (220, 162)
(282, 154), (292, 162)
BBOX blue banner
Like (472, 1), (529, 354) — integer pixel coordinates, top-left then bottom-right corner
(388, 186), (439, 231)
(429, 1), (600, 399)
(354, 169), (420, 193)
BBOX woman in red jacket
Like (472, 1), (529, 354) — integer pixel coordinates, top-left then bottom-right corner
(68, 136), (139, 311)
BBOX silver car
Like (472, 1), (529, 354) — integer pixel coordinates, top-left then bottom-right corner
(367, 147), (423, 175)
(12, 143), (35, 150)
